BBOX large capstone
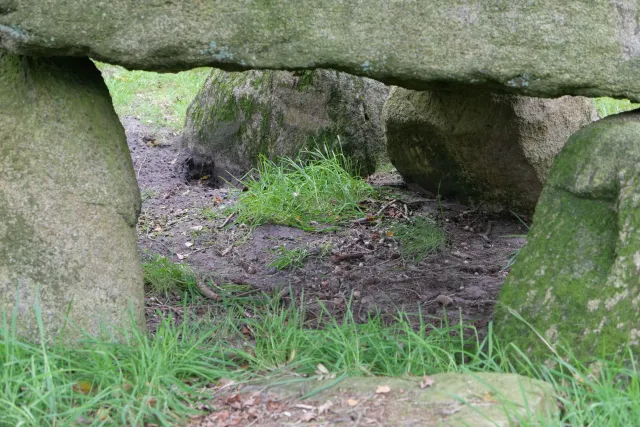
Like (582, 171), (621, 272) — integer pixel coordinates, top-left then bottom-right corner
(495, 111), (640, 363)
(2, 2), (640, 100)
(182, 68), (389, 182)
(0, 53), (144, 341)
(383, 88), (597, 212)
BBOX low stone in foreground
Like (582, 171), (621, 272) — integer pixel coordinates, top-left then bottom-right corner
(191, 373), (557, 426)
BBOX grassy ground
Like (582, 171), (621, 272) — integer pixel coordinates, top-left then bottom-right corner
(7, 68), (639, 425)
(2, 257), (640, 426)
(95, 62), (211, 131)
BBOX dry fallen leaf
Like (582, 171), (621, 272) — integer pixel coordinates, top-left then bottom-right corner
(375, 385), (391, 394)
(226, 394), (243, 409)
(419, 375), (435, 389)
(299, 411), (317, 422)
(241, 325), (253, 338)
(72, 381), (94, 395)
(317, 401), (333, 414)
(482, 391), (498, 403)
(347, 399), (359, 407)
(316, 363), (330, 375)
(96, 407), (110, 422)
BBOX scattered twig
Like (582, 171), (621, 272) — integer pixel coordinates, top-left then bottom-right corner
(479, 221), (493, 243)
(196, 279), (221, 301)
(353, 216), (380, 225)
(329, 253), (367, 263)
(375, 199), (398, 217)
(218, 213), (236, 229)
(135, 151), (149, 179)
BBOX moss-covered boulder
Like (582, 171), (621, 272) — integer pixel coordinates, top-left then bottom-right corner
(3, 2), (640, 101)
(181, 68), (389, 182)
(495, 110), (640, 363)
(383, 88), (597, 212)
(0, 53), (144, 342)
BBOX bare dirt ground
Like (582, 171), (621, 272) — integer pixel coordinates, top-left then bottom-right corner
(126, 117), (527, 336)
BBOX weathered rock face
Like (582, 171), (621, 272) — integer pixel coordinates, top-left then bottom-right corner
(237, 374), (558, 425)
(2, 2), (640, 100)
(182, 68), (389, 182)
(495, 111), (640, 363)
(383, 88), (598, 212)
(0, 53), (144, 341)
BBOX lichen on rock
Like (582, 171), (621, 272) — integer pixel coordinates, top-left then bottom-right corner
(0, 52), (144, 342)
(495, 110), (640, 363)
(181, 68), (389, 183)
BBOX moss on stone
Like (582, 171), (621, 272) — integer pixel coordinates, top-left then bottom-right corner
(295, 70), (314, 92)
(495, 111), (640, 363)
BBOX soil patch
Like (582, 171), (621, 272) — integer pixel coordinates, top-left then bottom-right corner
(126, 117), (527, 333)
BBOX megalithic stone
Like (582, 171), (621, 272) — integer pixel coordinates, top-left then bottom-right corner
(0, 52), (144, 342)
(495, 110), (640, 364)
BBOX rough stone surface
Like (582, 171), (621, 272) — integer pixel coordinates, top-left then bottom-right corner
(495, 111), (640, 363)
(2, 2), (640, 100)
(383, 87), (598, 212)
(234, 374), (558, 426)
(182, 68), (389, 182)
(0, 53), (144, 341)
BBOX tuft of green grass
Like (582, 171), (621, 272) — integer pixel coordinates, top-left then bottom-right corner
(142, 255), (198, 297)
(593, 97), (640, 119)
(268, 246), (310, 271)
(3, 292), (640, 425)
(232, 148), (375, 231)
(95, 62), (210, 131)
(0, 309), (236, 427)
(501, 210), (531, 271)
(391, 217), (446, 263)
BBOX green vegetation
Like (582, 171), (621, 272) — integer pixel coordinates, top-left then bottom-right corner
(95, 62), (210, 130)
(0, 309), (234, 426)
(593, 97), (639, 119)
(142, 255), (198, 297)
(232, 148), (375, 231)
(3, 285), (640, 425)
(501, 210), (531, 271)
(268, 246), (311, 270)
(391, 217), (447, 263)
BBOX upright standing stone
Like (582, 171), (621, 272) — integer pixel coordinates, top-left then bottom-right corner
(0, 52), (144, 341)
(495, 111), (640, 363)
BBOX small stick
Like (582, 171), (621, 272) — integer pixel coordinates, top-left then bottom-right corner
(375, 199), (398, 217)
(218, 213), (235, 229)
(135, 151), (149, 179)
(330, 253), (367, 263)
(195, 279), (221, 301)
(479, 221), (493, 243)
